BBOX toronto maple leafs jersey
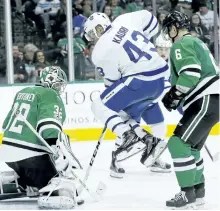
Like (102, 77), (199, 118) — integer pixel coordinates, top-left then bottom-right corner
(92, 10), (169, 87)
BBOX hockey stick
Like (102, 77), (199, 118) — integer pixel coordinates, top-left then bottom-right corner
(15, 111), (104, 200)
(204, 144), (220, 162)
(78, 126), (107, 196)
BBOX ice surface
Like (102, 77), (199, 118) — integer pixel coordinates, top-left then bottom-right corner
(0, 136), (219, 210)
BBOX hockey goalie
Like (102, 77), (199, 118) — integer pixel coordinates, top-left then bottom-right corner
(0, 66), (83, 209)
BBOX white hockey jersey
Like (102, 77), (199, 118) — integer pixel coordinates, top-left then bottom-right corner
(92, 10), (169, 87)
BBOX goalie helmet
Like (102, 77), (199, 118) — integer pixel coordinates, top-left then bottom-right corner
(40, 66), (67, 94)
(84, 12), (111, 42)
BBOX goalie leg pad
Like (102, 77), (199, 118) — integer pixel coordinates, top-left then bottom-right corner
(38, 177), (77, 209)
(0, 170), (20, 194)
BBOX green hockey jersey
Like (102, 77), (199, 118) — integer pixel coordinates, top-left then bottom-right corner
(170, 35), (220, 110)
(0, 86), (66, 162)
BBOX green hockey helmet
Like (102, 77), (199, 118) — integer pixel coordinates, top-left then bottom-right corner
(40, 66), (67, 94)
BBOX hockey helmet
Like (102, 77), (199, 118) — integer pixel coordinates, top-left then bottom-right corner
(40, 66), (67, 94)
(162, 11), (190, 39)
(84, 12), (111, 42)
(155, 34), (172, 48)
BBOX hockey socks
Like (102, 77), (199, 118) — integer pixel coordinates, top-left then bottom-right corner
(168, 136), (204, 188)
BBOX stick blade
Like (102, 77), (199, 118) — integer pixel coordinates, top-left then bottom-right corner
(95, 181), (107, 198)
(213, 152), (220, 162)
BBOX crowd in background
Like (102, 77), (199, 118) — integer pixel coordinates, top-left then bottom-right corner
(0, 0), (219, 84)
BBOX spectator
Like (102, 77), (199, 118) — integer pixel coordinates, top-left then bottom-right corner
(51, 0), (67, 42)
(32, 50), (49, 81)
(73, 7), (87, 36)
(35, 0), (60, 36)
(33, 50), (50, 73)
(191, 0), (201, 13)
(57, 32), (87, 80)
(157, 10), (169, 33)
(104, 5), (113, 21)
(84, 43), (96, 79)
(197, 2), (214, 30)
(110, 0), (124, 20)
(13, 45), (28, 83)
(83, 5), (92, 17)
(18, 50), (24, 61)
(156, 0), (170, 11)
(23, 43), (39, 83)
(190, 13), (210, 43)
(126, 0), (144, 13)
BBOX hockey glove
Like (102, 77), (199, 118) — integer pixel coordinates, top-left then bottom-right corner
(162, 86), (185, 111)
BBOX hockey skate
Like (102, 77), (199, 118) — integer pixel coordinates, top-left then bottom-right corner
(150, 159), (171, 173)
(110, 151), (125, 178)
(115, 130), (140, 157)
(140, 135), (167, 167)
(166, 190), (197, 209)
(115, 130), (145, 162)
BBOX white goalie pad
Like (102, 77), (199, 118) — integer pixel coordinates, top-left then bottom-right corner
(38, 177), (77, 209)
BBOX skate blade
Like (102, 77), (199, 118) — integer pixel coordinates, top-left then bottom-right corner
(166, 202), (197, 210)
(117, 143), (146, 162)
(195, 198), (205, 207)
(110, 170), (124, 179)
(150, 167), (171, 173)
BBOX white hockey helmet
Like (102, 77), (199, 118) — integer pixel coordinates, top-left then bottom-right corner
(155, 34), (172, 48)
(84, 12), (111, 42)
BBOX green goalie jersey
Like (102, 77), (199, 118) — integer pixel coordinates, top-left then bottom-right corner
(0, 86), (66, 162)
(170, 35), (220, 110)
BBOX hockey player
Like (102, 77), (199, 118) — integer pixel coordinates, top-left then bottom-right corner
(84, 10), (169, 178)
(161, 11), (220, 209)
(0, 66), (82, 209)
(111, 35), (173, 176)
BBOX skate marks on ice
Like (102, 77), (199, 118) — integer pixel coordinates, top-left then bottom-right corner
(0, 137), (219, 210)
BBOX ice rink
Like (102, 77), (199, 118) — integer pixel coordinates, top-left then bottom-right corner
(0, 136), (219, 210)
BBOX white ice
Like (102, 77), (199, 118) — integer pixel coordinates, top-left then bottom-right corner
(0, 136), (219, 210)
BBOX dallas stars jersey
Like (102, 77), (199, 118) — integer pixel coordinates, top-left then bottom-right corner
(170, 35), (220, 110)
(0, 86), (66, 162)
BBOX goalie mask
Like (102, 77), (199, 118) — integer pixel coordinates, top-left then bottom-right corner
(84, 12), (111, 42)
(40, 66), (67, 94)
